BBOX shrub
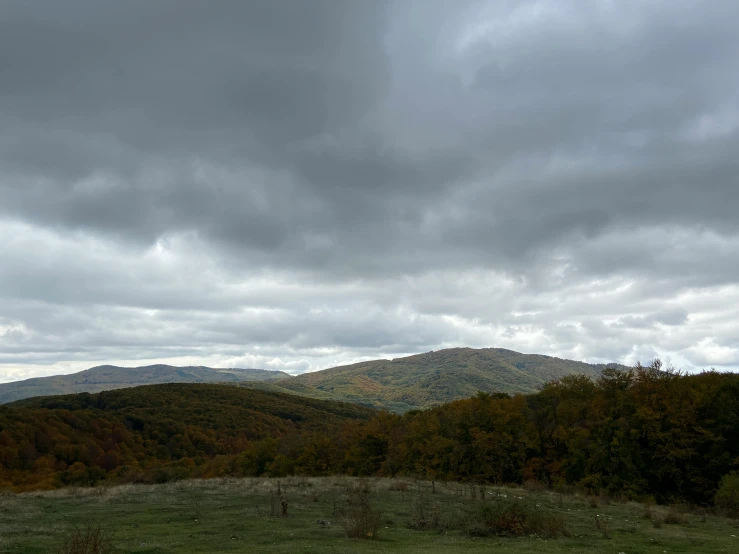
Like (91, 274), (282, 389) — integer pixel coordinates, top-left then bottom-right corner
(640, 501), (654, 520)
(410, 487), (442, 530)
(714, 471), (739, 518)
(523, 479), (546, 492)
(594, 514), (611, 539)
(337, 484), (382, 539)
(54, 523), (113, 554)
(467, 500), (570, 538)
(663, 505), (687, 524)
(389, 480), (408, 492)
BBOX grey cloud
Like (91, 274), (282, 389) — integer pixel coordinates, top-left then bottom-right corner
(1, 0), (739, 379)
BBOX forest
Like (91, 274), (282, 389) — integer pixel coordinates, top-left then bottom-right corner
(1, 361), (738, 507)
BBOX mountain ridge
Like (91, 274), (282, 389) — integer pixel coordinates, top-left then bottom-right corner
(245, 347), (628, 412)
(0, 364), (290, 404)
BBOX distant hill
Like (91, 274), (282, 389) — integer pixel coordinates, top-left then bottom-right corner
(247, 347), (627, 412)
(0, 364), (290, 404)
(9, 383), (375, 426)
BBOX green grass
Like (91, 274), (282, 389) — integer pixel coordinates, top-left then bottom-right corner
(1, 478), (737, 553)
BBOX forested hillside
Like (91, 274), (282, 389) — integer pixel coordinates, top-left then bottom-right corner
(0, 365), (290, 404)
(0, 384), (374, 490)
(2, 362), (738, 505)
(250, 348), (625, 412)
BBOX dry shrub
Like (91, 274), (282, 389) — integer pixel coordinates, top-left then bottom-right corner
(553, 483), (580, 496)
(587, 495), (599, 508)
(467, 500), (570, 539)
(523, 479), (546, 493)
(594, 514), (612, 539)
(337, 484), (382, 539)
(389, 481), (408, 492)
(663, 506), (687, 524)
(54, 523), (114, 554)
(410, 486), (442, 530)
(469, 483), (477, 500)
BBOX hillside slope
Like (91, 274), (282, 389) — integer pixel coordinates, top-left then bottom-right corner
(249, 348), (625, 412)
(0, 365), (290, 404)
(1, 383), (376, 489)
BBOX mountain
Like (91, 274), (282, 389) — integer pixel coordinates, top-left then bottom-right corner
(0, 364), (290, 404)
(247, 347), (627, 412)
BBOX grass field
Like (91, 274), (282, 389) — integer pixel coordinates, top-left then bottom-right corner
(1, 477), (737, 553)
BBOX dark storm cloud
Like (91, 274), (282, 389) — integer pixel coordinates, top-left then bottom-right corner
(1, 0), (739, 379)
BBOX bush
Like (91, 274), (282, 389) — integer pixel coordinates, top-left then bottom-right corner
(410, 487), (442, 530)
(55, 523), (113, 554)
(467, 500), (570, 538)
(594, 514), (611, 539)
(337, 484), (382, 539)
(389, 480), (408, 492)
(640, 500), (655, 519)
(714, 471), (739, 518)
(663, 505), (687, 524)
(523, 479), (546, 492)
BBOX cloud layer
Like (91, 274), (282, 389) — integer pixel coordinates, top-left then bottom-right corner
(2, 0), (738, 381)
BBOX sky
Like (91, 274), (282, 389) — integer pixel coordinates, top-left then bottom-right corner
(1, 0), (738, 383)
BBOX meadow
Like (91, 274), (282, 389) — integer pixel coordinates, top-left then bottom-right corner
(1, 477), (737, 554)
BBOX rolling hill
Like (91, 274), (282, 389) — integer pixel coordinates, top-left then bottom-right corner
(247, 347), (627, 412)
(1, 383), (377, 490)
(0, 364), (290, 404)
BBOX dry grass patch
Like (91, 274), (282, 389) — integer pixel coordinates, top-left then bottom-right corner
(337, 481), (383, 539)
(54, 523), (114, 554)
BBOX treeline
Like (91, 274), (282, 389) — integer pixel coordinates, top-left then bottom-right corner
(1, 363), (738, 505)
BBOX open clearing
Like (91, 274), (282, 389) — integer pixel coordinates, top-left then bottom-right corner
(1, 477), (737, 553)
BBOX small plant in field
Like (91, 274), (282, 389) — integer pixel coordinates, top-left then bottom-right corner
(389, 480), (408, 492)
(684, 529), (705, 546)
(523, 479), (545, 493)
(337, 483), (382, 539)
(594, 514), (612, 539)
(640, 500), (655, 519)
(651, 515), (664, 528)
(192, 501), (202, 521)
(715, 471), (739, 518)
(410, 485), (442, 530)
(622, 520), (638, 534)
(54, 523), (114, 554)
(664, 505), (687, 524)
(587, 495), (599, 508)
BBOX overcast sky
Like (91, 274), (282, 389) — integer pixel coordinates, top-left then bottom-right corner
(1, 0), (738, 382)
